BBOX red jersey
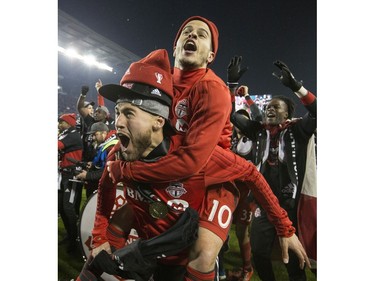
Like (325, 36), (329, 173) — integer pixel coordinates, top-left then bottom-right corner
(108, 66), (295, 237)
(92, 139), (206, 246)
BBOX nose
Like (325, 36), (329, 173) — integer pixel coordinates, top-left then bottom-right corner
(188, 31), (197, 39)
(115, 114), (126, 130)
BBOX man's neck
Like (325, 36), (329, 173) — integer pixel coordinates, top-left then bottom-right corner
(143, 137), (170, 162)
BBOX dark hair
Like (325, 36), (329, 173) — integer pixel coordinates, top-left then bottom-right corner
(272, 95), (295, 118)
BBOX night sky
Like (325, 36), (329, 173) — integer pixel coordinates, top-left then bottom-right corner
(59, 0), (317, 116)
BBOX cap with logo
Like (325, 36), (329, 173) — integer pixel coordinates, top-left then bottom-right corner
(99, 49), (173, 119)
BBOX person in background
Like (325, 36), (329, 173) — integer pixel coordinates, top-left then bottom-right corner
(96, 79), (116, 128)
(230, 60), (317, 281)
(58, 113), (83, 254)
(75, 122), (117, 199)
(218, 86), (261, 281)
(76, 100), (95, 136)
(77, 86), (115, 163)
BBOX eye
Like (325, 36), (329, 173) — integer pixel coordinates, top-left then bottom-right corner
(198, 32), (207, 38)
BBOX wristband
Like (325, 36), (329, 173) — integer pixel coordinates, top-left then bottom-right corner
(227, 82), (239, 90)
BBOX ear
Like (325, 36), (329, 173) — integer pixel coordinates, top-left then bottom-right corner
(207, 51), (215, 64)
(153, 116), (165, 131)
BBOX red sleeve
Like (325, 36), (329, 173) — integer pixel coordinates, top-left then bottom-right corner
(245, 96), (255, 106)
(112, 79), (232, 183)
(247, 172), (295, 237)
(91, 146), (118, 247)
(98, 93), (105, 106)
(300, 91), (316, 105)
(205, 146), (295, 237)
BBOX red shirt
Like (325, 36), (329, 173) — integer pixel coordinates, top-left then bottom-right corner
(106, 67), (295, 237)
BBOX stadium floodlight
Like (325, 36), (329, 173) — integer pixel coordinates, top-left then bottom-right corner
(58, 45), (113, 72)
(83, 54), (96, 66)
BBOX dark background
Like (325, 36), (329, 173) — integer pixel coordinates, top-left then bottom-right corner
(58, 0), (317, 117)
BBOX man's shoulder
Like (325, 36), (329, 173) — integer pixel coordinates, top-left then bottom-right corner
(194, 69), (228, 94)
(201, 68), (224, 83)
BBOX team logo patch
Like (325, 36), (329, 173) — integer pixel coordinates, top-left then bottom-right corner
(175, 99), (188, 118)
(155, 72), (163, 84)
(166, 182), (187, 198)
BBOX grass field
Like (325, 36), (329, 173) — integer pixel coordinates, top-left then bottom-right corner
(58, 191), (316, 281)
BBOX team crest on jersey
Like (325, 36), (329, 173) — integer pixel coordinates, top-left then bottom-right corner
(166, 182), (187, 198)
(175, 99), (188, 118)
(155, 72), (163, 84)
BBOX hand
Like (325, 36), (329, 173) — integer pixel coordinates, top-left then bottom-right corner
(81, 85), (89, 96)
(106, 160), (124, 184)
(95, 79), (103, 92)
(227, 56), (248, 84)
(75, 170), (87, 180)
(236, 85), (249, 97)
(272, 60), (302, 92)
(278, 233), (311, 269)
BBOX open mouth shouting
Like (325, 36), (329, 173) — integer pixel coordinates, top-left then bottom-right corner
(117, 132), (130, 152)
(183, 39), (197, 53)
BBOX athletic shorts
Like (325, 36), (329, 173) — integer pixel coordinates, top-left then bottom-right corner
(198, 182), (239, 242)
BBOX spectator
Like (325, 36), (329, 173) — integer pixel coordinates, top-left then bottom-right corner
(75, 122), (118, 199)
(77, 86), (115, 163)
(76, 100), (95, 137)
(58, 113), (83, 254)
(218, 98), (260, 281)
(95, 79), (116, 127)
(230, 60), (317, 281)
